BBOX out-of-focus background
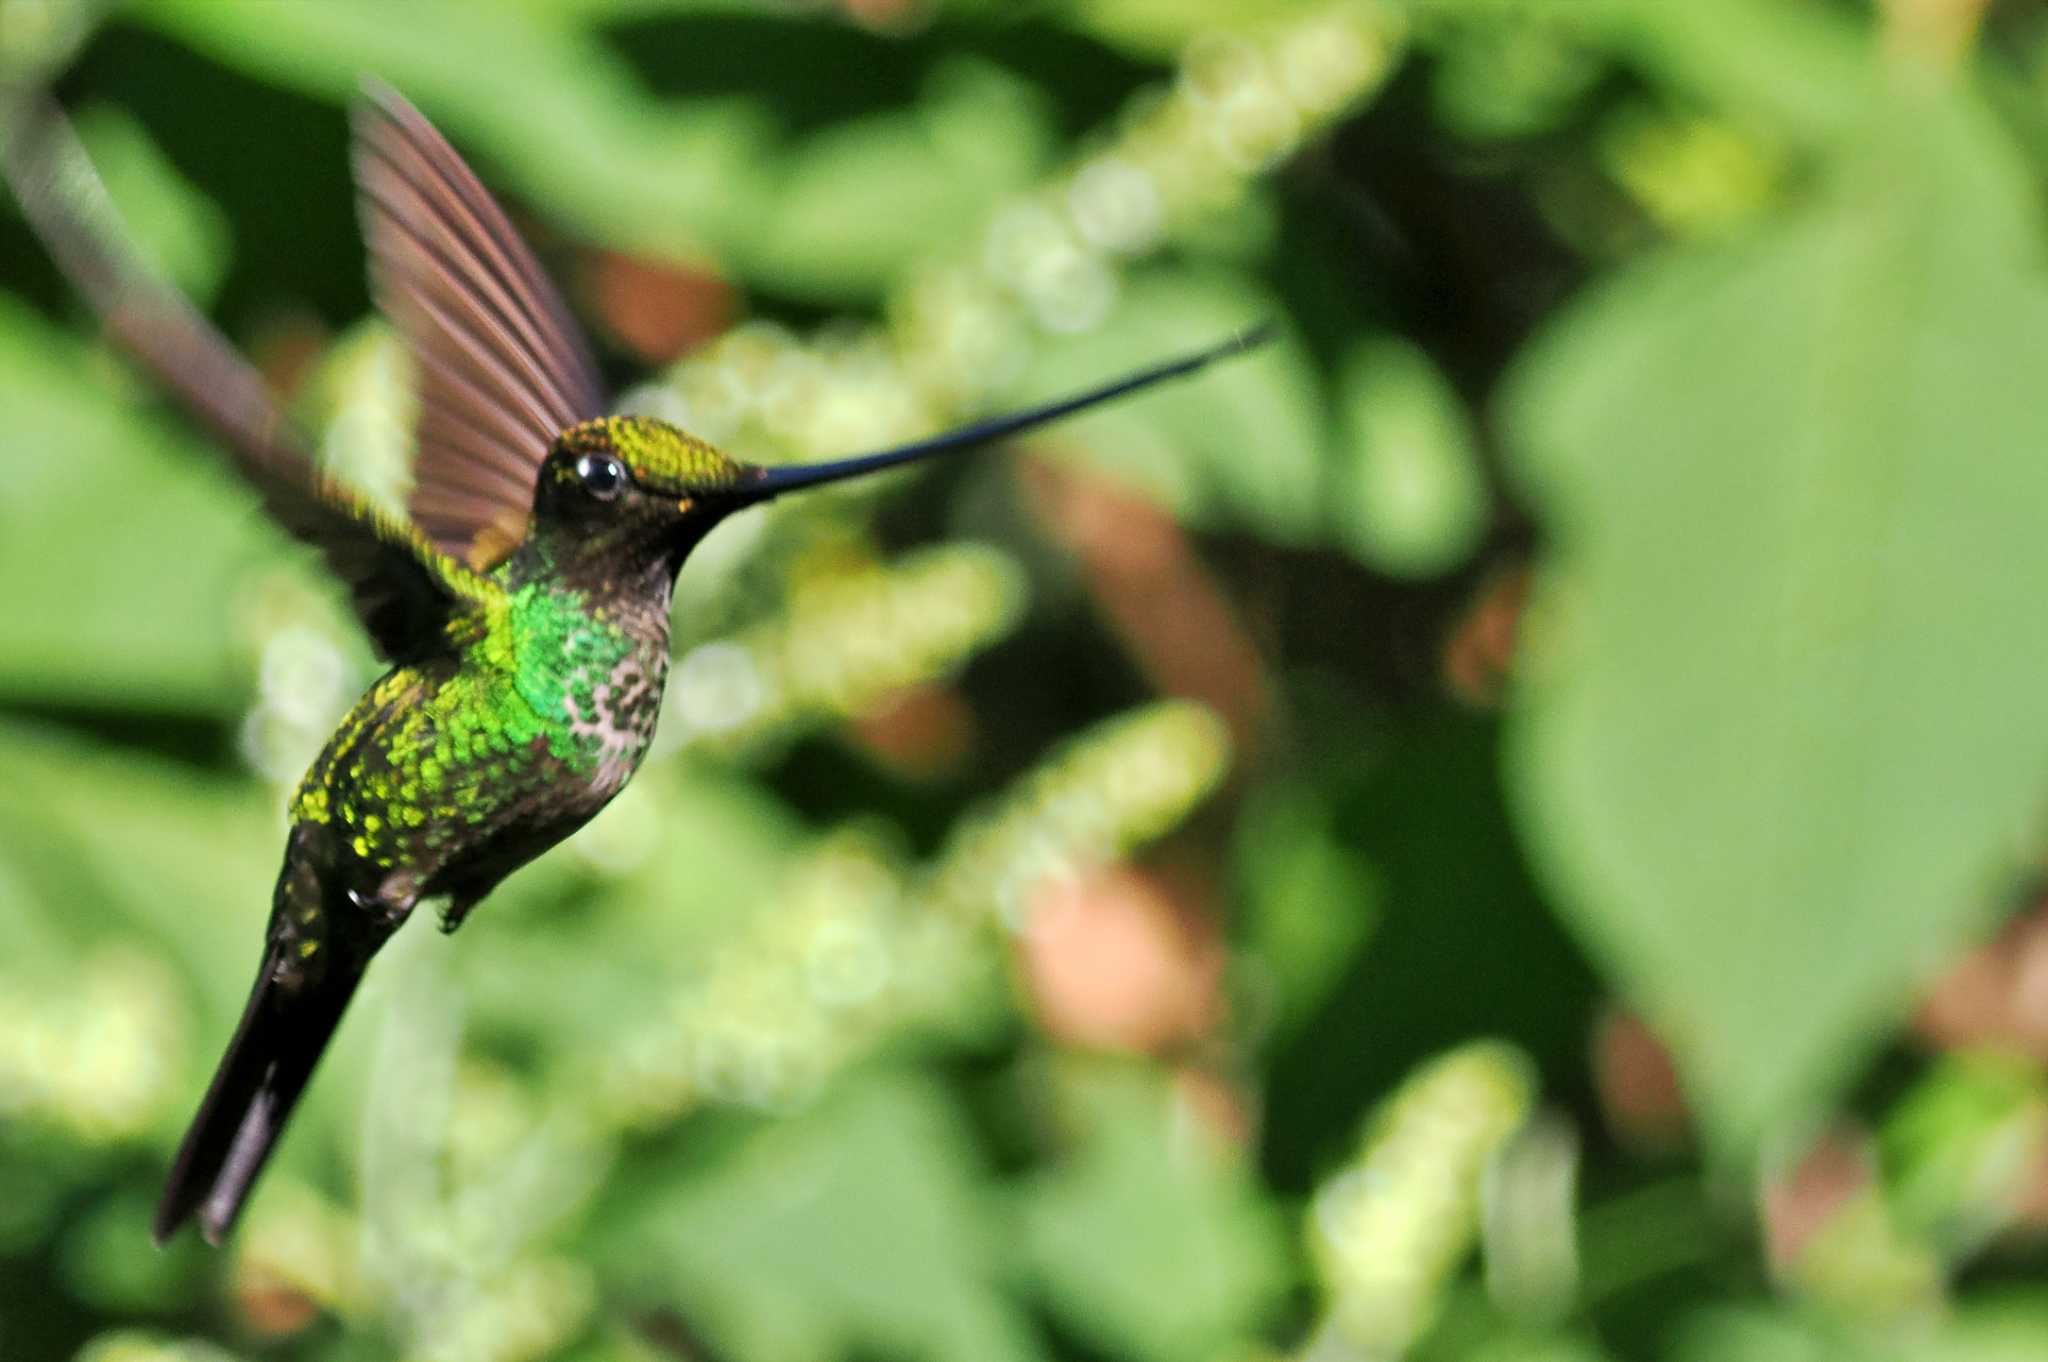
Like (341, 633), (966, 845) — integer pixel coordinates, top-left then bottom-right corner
(5, 0), (2048, 1359)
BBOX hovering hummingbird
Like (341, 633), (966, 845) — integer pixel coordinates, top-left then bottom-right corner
(4, 81), (1267, 1245)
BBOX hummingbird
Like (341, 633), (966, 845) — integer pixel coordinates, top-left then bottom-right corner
(4, 81), (1268, 1245)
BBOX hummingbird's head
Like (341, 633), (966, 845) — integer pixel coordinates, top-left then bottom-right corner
(532, 413), (896, 583)
(532, 416), (758, 578)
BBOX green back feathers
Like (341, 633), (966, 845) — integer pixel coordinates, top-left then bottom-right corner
(291, 580), (642, 866)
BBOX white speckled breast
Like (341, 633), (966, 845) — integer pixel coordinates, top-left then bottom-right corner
(562, 641), (671, 796)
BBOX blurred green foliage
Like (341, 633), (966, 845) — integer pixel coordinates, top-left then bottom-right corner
(7, 1), (2048, 1360)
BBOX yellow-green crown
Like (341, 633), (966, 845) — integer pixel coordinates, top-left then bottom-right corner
(558, 416), (745, 493)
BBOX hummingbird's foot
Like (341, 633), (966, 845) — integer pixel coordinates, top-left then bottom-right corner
(439, 895), (478, 935)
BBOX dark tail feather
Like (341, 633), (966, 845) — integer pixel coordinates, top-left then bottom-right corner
(153, 943), (367, 1245)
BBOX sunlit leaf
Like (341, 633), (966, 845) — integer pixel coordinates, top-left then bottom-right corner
(617, 1074), (1045, 1362)
(1942, 1295), (2048, 1362)
(1428, 12), (1602, 141)
(1414, 0), (1869, 145)
(1671, 1310), (1845, 1362)
(1660, 1300), (2048, 1362)
(57, 1189), (198, 1312)
(1504, 85), (2048, 1151)
(72, 1332), (246, 1362)
(1879, 1052), (2048, 1265)
(1232, 780), (1379, 1041)
(0, 0), (94, 81)
(1015, 1061), (1288, 1362)
(0, 722), (274, 1141)
(457, 763), (809, 1063)
(135, 0), (777, 263)
(0, 299), (281, 713)
(748, 61), (1055, 301)
(1333, 336), (1489, 578)
(0, 721), (277, 1001)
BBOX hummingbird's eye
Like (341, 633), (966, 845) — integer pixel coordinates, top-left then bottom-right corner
(575, 453), (626, 500)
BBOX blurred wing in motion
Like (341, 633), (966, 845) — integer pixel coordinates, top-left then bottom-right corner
(352, 80), (607, 572)
(0, 92), (499, 661)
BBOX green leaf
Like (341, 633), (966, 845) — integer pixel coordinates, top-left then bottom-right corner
(458, 763), (812, 1065)
(1670, 1298), (2048, 1362)
(1456, 1333), (1618, 1362)
(73, 1332), (247, 1362)
(1334, 337), (1489, 578)
(1577, 0), (1869, 146)
(57, 1188), (200, 1312)
(0, 298), (281, 713)
(1879, 1052), (2048, 1264)
(1232, 780), (1379, 1041)
(748, 61), (1055, 301)
(1427, 12), (1603, 141)
(1668, 1308), (1877, 1362)
(0, 721), (278, 1003)
(1943, 1294), (2048, 1362)
(1503, 86), (2048, 1151)
(135, 0), (777, 263)
(0, 0), (94, 82)
(0, 722), (279, 1143)
(1413, 0), (1870, 146)
(617, 1074), (1045, 1362)
(1016, 1061), (1289, 1362)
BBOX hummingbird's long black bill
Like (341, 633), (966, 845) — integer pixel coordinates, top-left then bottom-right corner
(736, 323), (1276, 501)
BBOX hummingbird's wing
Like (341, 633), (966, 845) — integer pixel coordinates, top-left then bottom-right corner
(351, 82), (608, 573)
(1, 94), (502, 661)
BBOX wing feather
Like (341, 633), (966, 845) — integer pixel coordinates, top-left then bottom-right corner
(351, 81), (606, 569)
(0, 92), (496, 662)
